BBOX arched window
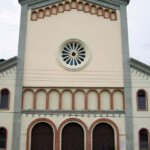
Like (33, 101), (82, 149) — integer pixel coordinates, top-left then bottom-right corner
(137, 90), (147, 110)
(0, 89), (9, 109)
(31, 122), (53, 150)
(0, 128), (7, 150)
(139, 129), (149, 150)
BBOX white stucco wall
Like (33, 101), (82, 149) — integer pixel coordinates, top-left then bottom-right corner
(0, 67), (16, 150)
(131, 67), (150, 150)
(23, 7), (123, 87)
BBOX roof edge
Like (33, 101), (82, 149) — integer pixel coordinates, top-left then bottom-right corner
(0, 56), (18, 72)
(18, 0), (130, 6)
(130, 58), (150, 75)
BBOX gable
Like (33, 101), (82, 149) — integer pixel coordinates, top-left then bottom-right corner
(30, 0), (117, 21)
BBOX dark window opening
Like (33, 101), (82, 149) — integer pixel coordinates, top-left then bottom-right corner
(138, 90), (146, 110)
(0, 89), (9, 109)
(0, 128), (6, 149)
(140, 129), (148, 150)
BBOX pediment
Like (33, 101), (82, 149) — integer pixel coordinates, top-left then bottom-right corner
(30, 0), (118, 22)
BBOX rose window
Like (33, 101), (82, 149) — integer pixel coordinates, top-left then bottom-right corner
(57, 39), (91, 71)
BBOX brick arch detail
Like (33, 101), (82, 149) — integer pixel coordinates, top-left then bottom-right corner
(86, 89), (99, 110)
(0, 127), (8, 150)
(26, 118), (58, 150)
(22, 88), (35, 109)
(99, 89), (112, 110)
(35, 89), (48, 109)
(60, 89), (74, 110)
(89, 118), (120, 150)
(74, 89), (86, 110)
(138, 128), (150, 150)
(58, 118), (89, 150)
(112, 89), (125, 110)
(47, 89), (61, 110)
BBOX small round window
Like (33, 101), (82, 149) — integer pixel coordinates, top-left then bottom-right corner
(57, 39), (91, 71)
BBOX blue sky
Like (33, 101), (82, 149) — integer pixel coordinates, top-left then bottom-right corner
(0, 0), (150, 65)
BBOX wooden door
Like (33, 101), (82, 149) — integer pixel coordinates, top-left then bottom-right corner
(31, 122), (53, 150)
(93, 123), (114, 150)
(62, 123), (84, 150)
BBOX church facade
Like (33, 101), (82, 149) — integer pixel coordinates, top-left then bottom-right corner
(0, 0), (150, 150)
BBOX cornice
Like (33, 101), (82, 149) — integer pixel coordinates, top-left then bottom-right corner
(130, 58), (150, 75)
(0, 56), (17, 72)
(18, 0), (130, 6)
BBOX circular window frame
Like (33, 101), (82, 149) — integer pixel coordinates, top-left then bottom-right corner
(57, 39), (91, 71)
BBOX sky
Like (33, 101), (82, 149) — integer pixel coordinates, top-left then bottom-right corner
(0, 0), (150, 65)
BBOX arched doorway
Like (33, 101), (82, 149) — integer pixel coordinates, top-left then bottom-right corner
(62, 123), (84, 150)
(93, 123), (115, 150)
(31, 122), (53, 150)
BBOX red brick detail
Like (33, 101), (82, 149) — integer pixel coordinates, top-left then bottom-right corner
(77, 1), (84, 11)
(58, 118), (89, 150)
(112, 89), (125, 110)
(87, 89), (99, 110)
(47, 89), (60, 110)
(110, 11), (117, 21)
(38, 9), (44, 18)
(89, 118), (120, 150)
(104, 9), (110, 18)
(51, 5), (58, 15)
(90, 5), (97, 15)
(136, 89), (148, 111)
(0, 127), (8, 150)
(34, 89), (48, 109)
(58, 3), (64, 13)
(64, 2), (71, 11)
(99, 89), (112, 110)
(74, 89), (86, 110)
(31, 11), (38, 21)
(60, 89), (73, 110)
(31, 1), (117, 21)
(22, 88), (35, 109)
(26, 118), (58, 150)
(44, 7), (51, 16)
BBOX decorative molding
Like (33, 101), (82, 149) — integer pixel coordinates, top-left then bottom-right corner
(130, 58), (150, 76)
(21, 109), (125, 115)
(30, 0), (118, 21)
(18, 0), (130, 6)
(22, 88), (125, 111)
(0, 56), (17, 73)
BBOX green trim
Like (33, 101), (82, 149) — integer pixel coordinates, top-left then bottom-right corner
(18, 0), (130, 5)
(0, 56), (17, 72)
(22, 110), (125, 115)
(130, 58), (150, 75)
(27, 0), (120, 10)
(18, 0), (129, 10)
(12, 4), (28, 150)
(120, 4), (134, 150)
